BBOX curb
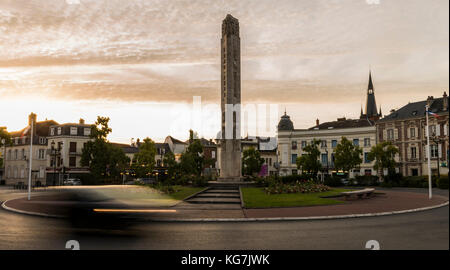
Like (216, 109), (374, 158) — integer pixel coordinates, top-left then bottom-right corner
(2, 198), (448, 222)
(150, 201), (449, 222)
(1, 200), (65, 218)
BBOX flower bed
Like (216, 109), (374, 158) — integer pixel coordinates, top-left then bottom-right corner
(264, 180), (331, 195)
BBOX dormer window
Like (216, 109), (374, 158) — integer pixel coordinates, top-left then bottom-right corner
(57, 127), (62, 135)
(70, 127), (78, 136)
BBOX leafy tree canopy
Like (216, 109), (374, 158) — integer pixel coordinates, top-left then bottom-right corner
(242, 147), (264, 176)
(334, 137), (363, 173)
(296, 139), (322, 177)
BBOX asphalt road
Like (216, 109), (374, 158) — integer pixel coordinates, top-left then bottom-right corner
(0, 188), (448, 250)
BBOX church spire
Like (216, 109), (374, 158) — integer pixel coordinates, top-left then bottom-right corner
(368, 70), (374, 94)
(364, 70), (380, 121)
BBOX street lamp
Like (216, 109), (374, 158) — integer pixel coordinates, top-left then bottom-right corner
(51, 141), (63, 186)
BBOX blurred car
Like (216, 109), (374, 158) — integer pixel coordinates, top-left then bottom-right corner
(63, 178), (82, 186)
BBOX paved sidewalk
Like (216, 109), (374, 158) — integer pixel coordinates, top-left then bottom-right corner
(2, 188), (448, 220)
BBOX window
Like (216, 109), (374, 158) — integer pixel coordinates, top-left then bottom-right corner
(411, 169), (418, 176)
(429, 125), (436, 136)
(39, 137), (46, 144)
(291, 154), (297, 165)
(157, 159), (162, 167)
(291, 141), (297, 150)
(321, 140), (327, 148)
(69, 142), (77, 153)
(331, 140), (337, 148)
(70, 127), (78, 136)
(21, 149), (25, 160)
(84, 128), (91, 136)
(410, 147), (417, 159)
(301, 141), (307, 148)
(321, 153), (328, 165)
(353, 139), (359, 146)
(364, 169), (372, 176)
(430, 145), (438, 158)
(50, 128), (55, 136)
(269, 158), (272, 166)
(38, 149), (45, 160)
(212, 151), (216, 159)
(69, 156), (76, 167)
(364, 138), (371, 147)
(57, 127), (62, 135)
(387, 129), (394, 140)
(14, 149), (18, 160)
(364, 153), (370, 163)
(410, 127), (416, 138)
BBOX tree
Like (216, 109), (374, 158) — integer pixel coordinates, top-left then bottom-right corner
(0, 128), (11, 168)
(296, 139), (322, 178)
(80, 116), (129, 183)
(163, 151), (179, 180)
(334, 137), (363, 175)
(179, 131), (205, 176)
(367, 141), (399, 181)
(132, 137), (157, 178)
(242, 147), (264, 176)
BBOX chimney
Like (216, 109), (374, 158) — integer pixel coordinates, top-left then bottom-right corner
(28, 112), (37, 126)
(79, 118), (85, 125)
(28, 113), (37, 135)
(426, 96), (434, 107)
(316, 119), (319, 126)
(443, 91), (448, 111)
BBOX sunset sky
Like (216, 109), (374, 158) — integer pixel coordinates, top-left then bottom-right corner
(0, 0), (448, 143)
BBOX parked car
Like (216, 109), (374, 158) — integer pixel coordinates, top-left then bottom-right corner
(135, 178), (157, 185)
(63, 178), (82, 186)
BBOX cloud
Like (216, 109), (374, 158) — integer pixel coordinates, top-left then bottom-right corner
(0, 0), (447, 106)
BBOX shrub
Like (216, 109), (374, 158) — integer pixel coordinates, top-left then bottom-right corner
(355, 175), (379, 186)
(324, 176), (343, 187)
(437, 175), (449, 189)
(192, 176), (208, 187)
(264, 180), (330, 195)
(175, 175), (191, 186)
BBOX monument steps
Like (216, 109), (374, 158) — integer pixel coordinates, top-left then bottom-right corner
(184, 185), (242, 205)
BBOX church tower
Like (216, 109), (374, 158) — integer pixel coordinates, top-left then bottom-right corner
(218, 14), (242, 181)
(361, 70), (382, 121)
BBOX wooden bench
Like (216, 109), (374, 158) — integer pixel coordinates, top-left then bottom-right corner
(341, 188), (375, 200)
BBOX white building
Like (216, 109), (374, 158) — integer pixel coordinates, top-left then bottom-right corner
(277, 114), (376, 178)
(46, 119), (93, 185)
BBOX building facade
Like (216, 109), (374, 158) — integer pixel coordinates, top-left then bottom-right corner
(277, 115), (376, 178)
(376, 92), (449, 176)
(45, 119), (93, 185)
(4, 113), (57, 186)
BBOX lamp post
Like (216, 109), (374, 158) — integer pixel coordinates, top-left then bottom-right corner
(51, 141), (63, 186)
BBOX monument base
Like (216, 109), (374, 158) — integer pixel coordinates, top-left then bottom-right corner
(217, 177), (243, 183)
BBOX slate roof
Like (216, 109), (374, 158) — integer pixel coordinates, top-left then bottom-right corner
(10, 120), (59, 137)
(308, 118), (374, 130)
(379, 96), (448, 122)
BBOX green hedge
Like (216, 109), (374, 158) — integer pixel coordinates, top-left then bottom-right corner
(437, 176), (449, 189)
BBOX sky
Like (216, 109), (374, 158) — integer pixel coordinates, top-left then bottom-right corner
(0, 0), (448, 143)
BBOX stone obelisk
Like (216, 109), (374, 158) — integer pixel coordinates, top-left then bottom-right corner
(218, 14), (242, 182)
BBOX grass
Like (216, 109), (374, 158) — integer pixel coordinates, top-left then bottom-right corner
(241, 187), (351, 208)
(167, 185), (205, 201)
